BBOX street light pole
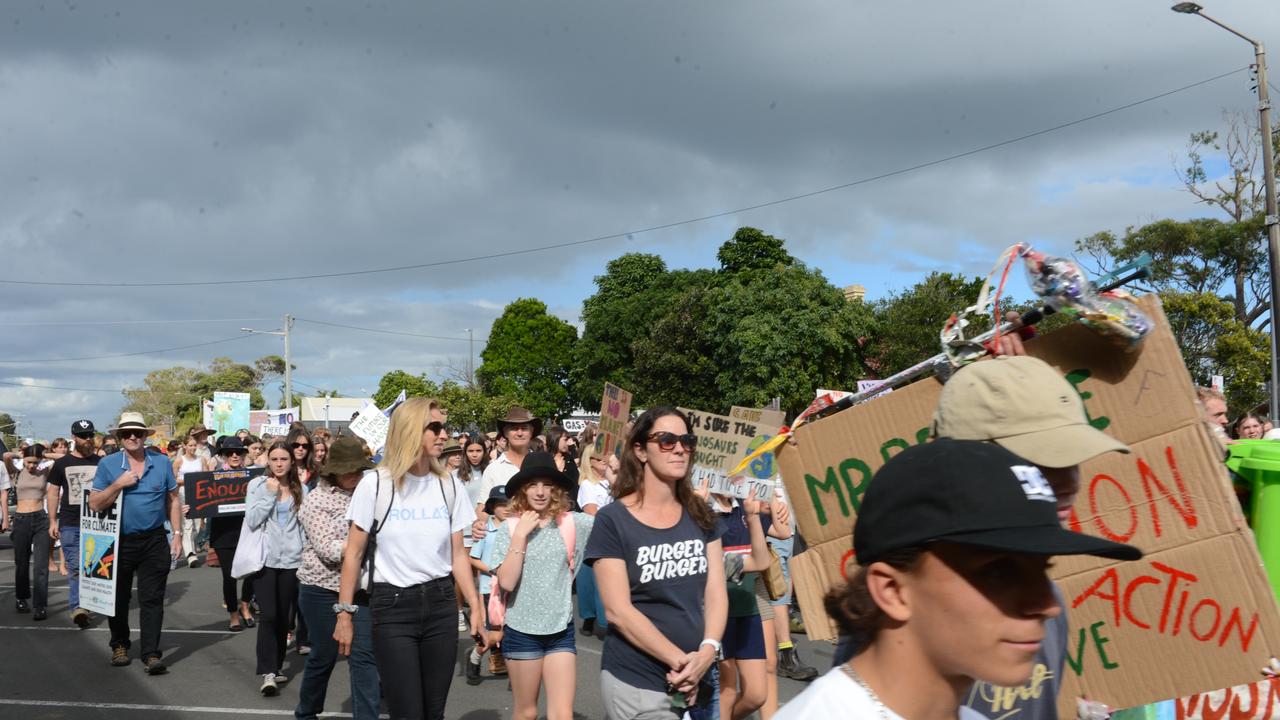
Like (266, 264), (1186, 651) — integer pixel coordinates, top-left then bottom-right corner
(466, 328), (474, 387)
(1173, 3), (1280, 420)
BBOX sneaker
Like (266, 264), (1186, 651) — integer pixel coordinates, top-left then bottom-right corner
(72, 608), (90, 629)
(273, 671), (289, 684)
(789, 609), (806, 635)
(32, 607), (47, 621)
(489, 650), (508, 676)
(297, 644), (311, 656)
(259, 673), (279, 696)
(111, 647), (131, 667)
(143, 657), (168, 675)
(457, 610), (467, 633)
(15, 599), (29, 613)
(466, 654), (482, 685)
(186, 553), (198, 568)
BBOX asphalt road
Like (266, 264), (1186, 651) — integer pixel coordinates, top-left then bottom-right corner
(0, 534), (833, 719)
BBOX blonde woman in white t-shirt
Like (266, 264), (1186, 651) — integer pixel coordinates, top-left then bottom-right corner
(334, 397), (487, 720)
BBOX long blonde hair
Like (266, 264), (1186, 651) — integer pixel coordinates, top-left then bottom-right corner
(579, 445), (603, 484)
(379, 397), (448, 490)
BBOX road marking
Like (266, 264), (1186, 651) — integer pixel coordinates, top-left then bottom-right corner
(0, 625), (235, 634)
(0, 699), (387, 717)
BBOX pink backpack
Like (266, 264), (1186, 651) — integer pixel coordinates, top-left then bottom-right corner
(487, 513), (576, 627)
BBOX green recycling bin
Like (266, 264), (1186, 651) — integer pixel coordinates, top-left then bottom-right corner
(1227, 439), (1280, 602)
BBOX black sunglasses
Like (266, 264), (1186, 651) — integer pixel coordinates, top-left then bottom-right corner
(117, 430), (148, 440)
(647, 432), (697, 452)
(291, 442), (310, 450)
(424, 421), (446, 434)
(72, 432), (95, 440)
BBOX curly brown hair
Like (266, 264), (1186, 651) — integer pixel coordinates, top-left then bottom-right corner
(824, 546), (925, 648)
(507, 484), (573, 519)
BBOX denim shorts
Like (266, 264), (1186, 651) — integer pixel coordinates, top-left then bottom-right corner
(501, 622), (575, 660)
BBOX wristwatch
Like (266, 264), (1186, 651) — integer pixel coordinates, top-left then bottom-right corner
(699, 638), (723, 661)
(332, 602), (359, 615)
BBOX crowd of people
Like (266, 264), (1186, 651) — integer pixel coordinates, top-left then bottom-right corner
(7, 353), (1259, 720)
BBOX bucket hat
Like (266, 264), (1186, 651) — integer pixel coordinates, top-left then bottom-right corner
(497, 406), (543, 439)
(504, 451), (574, 499)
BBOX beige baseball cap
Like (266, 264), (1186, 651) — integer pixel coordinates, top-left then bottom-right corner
(932, 355), (1129, 468)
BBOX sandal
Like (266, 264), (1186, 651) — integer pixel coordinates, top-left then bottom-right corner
(241, 614), (256, 629)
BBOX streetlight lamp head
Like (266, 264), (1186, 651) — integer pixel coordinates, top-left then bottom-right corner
(1171, 2), (1203, 14)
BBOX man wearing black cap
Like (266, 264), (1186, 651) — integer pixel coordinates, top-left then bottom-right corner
(777, 439), (1140, 719)
(45, 419), (101, 629)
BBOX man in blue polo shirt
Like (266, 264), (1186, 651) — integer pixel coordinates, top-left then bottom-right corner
(89, 412), (183, 675)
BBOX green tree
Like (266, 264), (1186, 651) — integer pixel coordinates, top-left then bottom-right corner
(476, 298), (578, 419)
(1163, 291), (1269, 414)
(716, 227), (796, 274)
(373, 370), (517, 431)
(122, 356), (278, 435)
(0, 412), (19, 450)
(867, 273), (1006, 376)
(373, 370), (436, 408)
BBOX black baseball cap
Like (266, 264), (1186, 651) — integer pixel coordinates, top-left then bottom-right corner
(484, 486), (509, 515)
(71, 419), (95, 436)
(854, 439), (1141, 564)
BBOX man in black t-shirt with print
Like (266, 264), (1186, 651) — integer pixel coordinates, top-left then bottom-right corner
(46, 419), (102, 629)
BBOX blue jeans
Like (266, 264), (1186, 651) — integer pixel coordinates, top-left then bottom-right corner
(295, 584), (380, 720)
(59, 524), (81, 609)
(575, 563), (608, 630)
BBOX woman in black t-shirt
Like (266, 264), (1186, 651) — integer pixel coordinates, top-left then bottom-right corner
(584, 407), (727, 720)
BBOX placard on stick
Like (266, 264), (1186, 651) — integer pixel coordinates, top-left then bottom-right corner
(79, 489), (122, 616)
(349, 403), (391, 452)
(597, 382), (632, 458)
(681, 407), (781, 499)
(183, 468), (264, 518)
(777, 295), (1280, 714)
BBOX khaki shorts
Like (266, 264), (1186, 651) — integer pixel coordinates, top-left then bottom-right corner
(600, 669), (682, 720)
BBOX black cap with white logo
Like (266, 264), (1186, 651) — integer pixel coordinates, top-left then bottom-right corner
(853, 438), (1141, 564)
(71, 419), (95, 435)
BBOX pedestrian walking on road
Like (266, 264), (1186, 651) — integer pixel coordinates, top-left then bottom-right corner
(334, 397), (486, 720)
(12, 444), (52, 620)
(295, 436), (380, 719)
(206, 436), (258, 632)
(88, 412), (183, 674)
(246, 441), (309, 696)
(173, 436), (213, 568)
(489, 452), (595, 720)
(45, 420), (102, 628)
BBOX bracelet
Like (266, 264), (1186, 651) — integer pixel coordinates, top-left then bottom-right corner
(512, 549), (526, 555)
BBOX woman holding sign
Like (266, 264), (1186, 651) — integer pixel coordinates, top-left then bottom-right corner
(173, 437), (213, 568)
(334, 397), (485, 720)
(206, 437), (258, 632)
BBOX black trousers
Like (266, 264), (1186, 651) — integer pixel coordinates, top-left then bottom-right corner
(254, 566), (299, 675)
(11, 510), (50, 609)
(212, 541), (256, 612)
(109, 529), (171, 660)
(371, 578), (458, 720)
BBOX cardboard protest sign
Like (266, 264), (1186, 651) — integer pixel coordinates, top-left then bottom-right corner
(597, 382), (633, 458)
(183, 468), (264, 518)
(259, 423), (290, 438)
(79, 488), (122, 616)
(730, 406), (787, 430)
(778, 295), (1280, 714)
(681, 407), (782, 499)
(349, 402), (390, 451)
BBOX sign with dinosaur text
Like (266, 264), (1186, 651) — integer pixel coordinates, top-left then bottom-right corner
(682, 407), (781, 499)
(780, 295), (1280, 715)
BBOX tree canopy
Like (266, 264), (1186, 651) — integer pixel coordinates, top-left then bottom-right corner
(121, 355), (281, 435)
(476, 298), (579, 419)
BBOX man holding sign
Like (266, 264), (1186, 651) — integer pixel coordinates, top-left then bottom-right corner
(89, 412), (183, 676)
(45, 419), (101, 629)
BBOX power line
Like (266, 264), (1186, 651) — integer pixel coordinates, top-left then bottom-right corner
(0, 67), (1248, 290)
(295, 317), (475, 342)
(0, 376), (118, 392)
(0, 317), (272, 327)
(0, 334), (257, 364)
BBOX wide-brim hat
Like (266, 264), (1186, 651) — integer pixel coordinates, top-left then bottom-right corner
(505, 451), (574, 499)
(484, 486), (510, 514)
(216, 436), (248, 454)
(441, 439), (463, 456)
(114, 412), (155, 437)
(324, 436), (376, 476)
(497, 406), (543, 438)
(188, 424), (213, 438)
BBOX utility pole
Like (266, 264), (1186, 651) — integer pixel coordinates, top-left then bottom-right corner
(284, 314), (294, 410)
(1173, 3), (1280, 419)
(467, 328), (474, 387)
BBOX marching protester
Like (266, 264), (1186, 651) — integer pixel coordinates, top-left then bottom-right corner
(189, 424), (216, 459)
(765, 484), (818, 700)
(776, 439), (1141, 718)
(575, 445), (612, 638)
(296, 436), (380, 719)
(461, 434), (490, 513)
(45, 420), (101, 627)
(206, 436), (258, 631)
(312, 435), (329, 468)
(480, 406), (539, 497)
(545, 424), (580, 489)
(88, 412), (183, 674)
(334, 397), (486, 720)
(585, 407), (727, 720)
(467, 486), (510, 685)
(1234, 412), (1265, 440)
(173, 435), (214, 568)
(245, 440), (309, 696)
(488, 452), (595, 720)
(12, 444), (52, 620)
(287, 427), (318, 486)
(440, 438), (469, 631)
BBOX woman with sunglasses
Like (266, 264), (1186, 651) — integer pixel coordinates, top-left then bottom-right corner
(335, 397), (486, 720)
(247, 441), (308, 696)
(286, 428), (317, 487)
(585, 407), (727, 719)
(204, 437), (258, 631)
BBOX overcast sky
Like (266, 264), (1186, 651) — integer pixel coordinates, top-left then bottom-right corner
(0, 1), (1276, 439)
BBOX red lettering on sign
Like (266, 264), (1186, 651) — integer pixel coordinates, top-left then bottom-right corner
(839, 549), (855, 582)
(1138, 446), (1199, 537)
(1088, 474), (1139, 542)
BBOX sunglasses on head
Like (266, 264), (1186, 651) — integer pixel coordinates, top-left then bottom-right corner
(647, 432), (697, 452)
(424, 421), (446, 434)
(117, 430), (148, 440)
